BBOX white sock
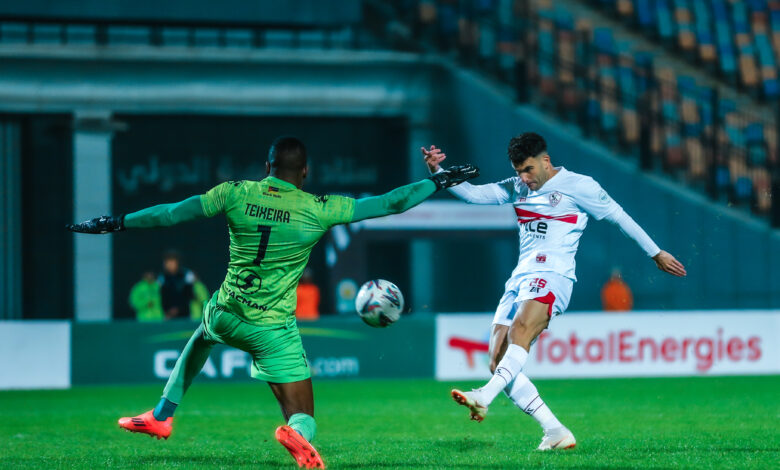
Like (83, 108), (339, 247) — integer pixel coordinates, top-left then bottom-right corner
(477, 344), (528, 405)
(505, 372), (563, 432)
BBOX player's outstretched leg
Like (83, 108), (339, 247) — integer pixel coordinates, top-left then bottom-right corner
(450, 341), (528, 424)
(505, 372), (575, 451)
(118, 325), (214, 439)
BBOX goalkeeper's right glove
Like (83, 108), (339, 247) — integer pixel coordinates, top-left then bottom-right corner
(429, 165), (480, 190)
(66, 215), (126, 234)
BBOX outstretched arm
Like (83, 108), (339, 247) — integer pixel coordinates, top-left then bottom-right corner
(67, 195), (207, 233)
(124, 196), (207, 228)
(446, 179), (515, 205)
(422, 145), (513, 205)
(575, 177), (687, 277)
(351, 165), (479, 222)
(352, 180), (436, 222)
(605, 210), (687, 277)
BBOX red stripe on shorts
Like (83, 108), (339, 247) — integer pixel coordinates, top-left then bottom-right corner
(533, 291), (557, 317)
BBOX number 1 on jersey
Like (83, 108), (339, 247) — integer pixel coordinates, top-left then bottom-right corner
(253, 225), (272, 266)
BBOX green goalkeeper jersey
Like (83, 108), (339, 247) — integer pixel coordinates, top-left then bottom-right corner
(200, 177), (355, 325)
(123, 175), (437, 325)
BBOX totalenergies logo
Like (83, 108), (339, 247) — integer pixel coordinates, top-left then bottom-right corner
(448, 328), (763, 373)
(448, 337), (489, 368)
(533, 329), (762, 372)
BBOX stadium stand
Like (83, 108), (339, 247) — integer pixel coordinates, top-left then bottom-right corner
(2, 0), (777, 224)
(589, 0), (780, 98)
(366, 0), (780, 225)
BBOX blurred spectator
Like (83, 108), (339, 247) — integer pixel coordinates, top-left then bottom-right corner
(189, 273), (210, 321)
(159, 250), (196, 320)
(128, 271), (163, 322)
(296, 268), (321, 321)
(601, 268), (633, 312)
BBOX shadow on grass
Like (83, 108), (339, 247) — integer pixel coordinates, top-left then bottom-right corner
(431, 437), (499, 453)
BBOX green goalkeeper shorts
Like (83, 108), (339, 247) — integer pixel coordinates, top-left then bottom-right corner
(201, 293), (311, 383)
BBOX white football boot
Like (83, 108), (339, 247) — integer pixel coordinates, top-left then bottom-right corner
(451, 389), (488, 422)
(536, 426), (576, 450)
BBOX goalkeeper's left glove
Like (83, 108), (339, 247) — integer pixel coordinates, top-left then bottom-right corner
(66, 215), (125, 234)
(429, 164), (480, 190)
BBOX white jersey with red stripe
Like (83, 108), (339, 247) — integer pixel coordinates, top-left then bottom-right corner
(448, 167), (633, 282)
(510, 167), (621, 281)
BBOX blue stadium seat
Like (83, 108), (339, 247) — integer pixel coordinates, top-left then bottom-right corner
(746, 123), (768, 166)
(712, 1), (738, 80)
(655, 0), (675, 42)
(734, 175), (754, 201)
(692, 1), (717, 64)
(636, 0), (657, 30)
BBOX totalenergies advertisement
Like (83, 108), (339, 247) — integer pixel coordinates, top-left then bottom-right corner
(435, 312), (780, 379)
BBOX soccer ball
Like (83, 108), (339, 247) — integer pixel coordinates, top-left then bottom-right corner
(354, 279), (404, 328)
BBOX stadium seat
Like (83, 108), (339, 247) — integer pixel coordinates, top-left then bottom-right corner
(537, 10), (558, 97)
(692, 1), (717, 66)
(655, 0), (675, 43)
(511, 2), (774, 218)
(674, 0), (697, 54)
(754, 168), (772, 211)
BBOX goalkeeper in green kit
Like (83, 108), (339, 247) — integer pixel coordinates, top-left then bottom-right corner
(68, 136), (478, 469)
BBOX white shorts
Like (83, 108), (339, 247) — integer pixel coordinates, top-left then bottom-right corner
(492, 272), (574, 327)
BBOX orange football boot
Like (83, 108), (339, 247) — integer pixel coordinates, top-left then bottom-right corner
(275, 425), (325, 469)
(118, 410), (172, 440)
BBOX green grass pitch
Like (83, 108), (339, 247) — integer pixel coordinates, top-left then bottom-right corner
(2, 376), (777, 469)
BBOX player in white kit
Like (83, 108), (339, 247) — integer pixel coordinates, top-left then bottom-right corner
(423, 133), (686, 451)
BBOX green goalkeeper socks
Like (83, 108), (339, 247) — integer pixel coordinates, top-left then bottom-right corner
(153, 397), (178, 420)
(288, 413), (316, 442)
(162, 325), (214, 404)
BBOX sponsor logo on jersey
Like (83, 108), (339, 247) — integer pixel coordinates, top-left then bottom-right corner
(224, 286), (268, 311)
(314, 195), (329, 204)
(268, 186), (279, 192)
(536, 254), (547, 263)
(549, 191), (562, 207)
(599, 190), (609, 202)
(525, 220), (548, 239)
(236, 268), (262, 295)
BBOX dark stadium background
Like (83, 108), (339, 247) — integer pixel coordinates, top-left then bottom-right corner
(1, 1), (778, 468)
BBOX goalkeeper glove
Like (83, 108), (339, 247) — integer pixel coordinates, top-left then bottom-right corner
(429, 165), (480, 190)
(67, 215), (125, 234)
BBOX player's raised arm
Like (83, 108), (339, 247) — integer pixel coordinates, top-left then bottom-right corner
(67, 191), (223, 235)
(66, 196), (206, 233)
(422, 145), (514, 205)
(67, 181), (235, 234)
(350, 165), (479, 222)
(574, 178), (687, 277)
